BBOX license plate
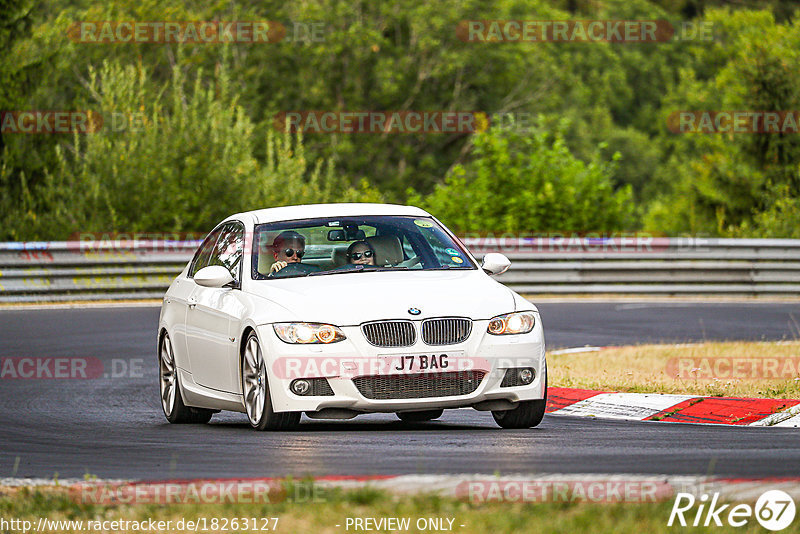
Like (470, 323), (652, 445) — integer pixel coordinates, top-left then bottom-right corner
(378, 351), (465, 374)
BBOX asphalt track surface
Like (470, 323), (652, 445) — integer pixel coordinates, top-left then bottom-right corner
(1, 302), (799, 480)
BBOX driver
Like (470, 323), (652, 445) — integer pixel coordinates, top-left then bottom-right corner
(269, 230), (306, 275)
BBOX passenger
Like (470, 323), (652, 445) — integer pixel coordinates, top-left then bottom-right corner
(269, 230), (306, 275)
(346, 240), (376, 266)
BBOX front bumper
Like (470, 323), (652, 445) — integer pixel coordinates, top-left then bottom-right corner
(258, 315), (546, 414)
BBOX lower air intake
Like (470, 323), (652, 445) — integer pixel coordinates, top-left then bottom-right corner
(352, 371), (485, 400)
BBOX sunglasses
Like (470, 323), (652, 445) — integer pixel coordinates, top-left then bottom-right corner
(281, 248), (305, 259)
(348, 250), (373, 260)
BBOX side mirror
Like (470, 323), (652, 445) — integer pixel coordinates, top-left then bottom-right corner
(481, 253), (511, 276)
(194, 265), (235, 288)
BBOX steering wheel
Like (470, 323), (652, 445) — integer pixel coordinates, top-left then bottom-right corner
(331, 263), (363, 271)
(397, 256), (422, 268)
(268, 263), (319, 278)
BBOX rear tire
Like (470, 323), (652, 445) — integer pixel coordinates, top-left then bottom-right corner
(159, 332), (213, 424)
(492, 367), (547, 429)
(397, 409), (444, 422)
(242, 332), (300, 431)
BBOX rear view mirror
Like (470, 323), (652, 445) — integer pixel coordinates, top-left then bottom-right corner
(328, 228), (366, 241)
(328, 229), (346, 241)
(194, 265), (235, 288)
(481, 253), (511, 276)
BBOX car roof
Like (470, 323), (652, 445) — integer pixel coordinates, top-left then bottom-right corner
(235, 203), (432, 224)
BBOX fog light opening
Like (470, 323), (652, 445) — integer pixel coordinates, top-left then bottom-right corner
(518, 368), (534, 385)
(291, 379), (311, 395)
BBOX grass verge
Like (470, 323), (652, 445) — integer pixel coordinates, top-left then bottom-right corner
(0, 483), (782, 534)
(549, 340), (800, 398)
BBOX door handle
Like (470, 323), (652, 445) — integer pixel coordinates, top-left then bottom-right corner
(188, 296), (197, 309)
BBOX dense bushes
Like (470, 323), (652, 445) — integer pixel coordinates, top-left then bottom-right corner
(1, 0), (800, 239)
(410, 123), (633, 233)
(1, 58), (381, 239)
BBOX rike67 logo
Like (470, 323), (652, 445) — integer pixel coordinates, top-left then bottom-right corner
(669, 490), (796, 531)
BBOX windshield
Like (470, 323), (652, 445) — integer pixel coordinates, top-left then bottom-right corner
(251, 215), (475, 280)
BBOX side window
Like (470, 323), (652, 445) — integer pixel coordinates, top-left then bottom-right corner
(208, 223), (244, 283)
(189, 227), (224, 277)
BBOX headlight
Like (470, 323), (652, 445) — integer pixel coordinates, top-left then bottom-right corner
(487, 311), (535, 335)
(273, 323), (346, 344)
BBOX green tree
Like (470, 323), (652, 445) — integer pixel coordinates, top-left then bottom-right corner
(645, 8), (800, 236)
(1, 57), (381, 239)
(409, 121), (633, 234)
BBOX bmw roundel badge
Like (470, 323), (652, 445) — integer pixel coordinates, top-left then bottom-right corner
(408, 307), (421, 315)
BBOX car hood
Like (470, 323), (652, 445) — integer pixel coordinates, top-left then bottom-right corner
(247, 269), (519, 325)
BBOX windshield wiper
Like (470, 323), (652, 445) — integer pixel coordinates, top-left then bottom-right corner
(354, 266), (409, 272)
(307, 269), (341, 277)
(307, 265), (409, 276)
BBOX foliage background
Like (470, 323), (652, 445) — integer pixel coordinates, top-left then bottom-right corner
(1, 0), (799, 239)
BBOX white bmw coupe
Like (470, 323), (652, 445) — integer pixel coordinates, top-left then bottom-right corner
(158, 203), (547, 430)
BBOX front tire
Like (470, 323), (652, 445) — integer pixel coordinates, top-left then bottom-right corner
(159, 332), (213, 424)
(492, 368), (547, 429)
(241, 332), (300, 431)
(397, 409), (444, 422)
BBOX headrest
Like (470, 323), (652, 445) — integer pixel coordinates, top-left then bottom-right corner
(256, 233), (274, 275)
(332, 246), (349, 267)
(366, 235), (403, 266)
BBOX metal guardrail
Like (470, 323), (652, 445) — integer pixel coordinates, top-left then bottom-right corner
(2, 238), (800, 302)
(0, 241), (198, 303)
